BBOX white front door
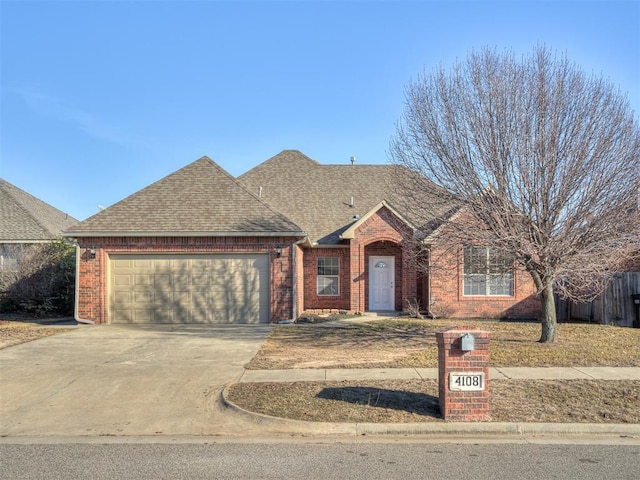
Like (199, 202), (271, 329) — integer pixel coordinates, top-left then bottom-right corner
(369, 256), (395, 311)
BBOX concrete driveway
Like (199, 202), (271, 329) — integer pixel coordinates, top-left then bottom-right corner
(0, 324), (271, 437)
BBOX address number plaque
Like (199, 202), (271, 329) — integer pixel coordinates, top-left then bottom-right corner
(449, 372), (485, 391)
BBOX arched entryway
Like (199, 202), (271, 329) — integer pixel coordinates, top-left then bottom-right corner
(364, 240), (402, 312)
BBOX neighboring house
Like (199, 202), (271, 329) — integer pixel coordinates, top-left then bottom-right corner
(0, 178), (78, 276)
(66, 151), (540, 325)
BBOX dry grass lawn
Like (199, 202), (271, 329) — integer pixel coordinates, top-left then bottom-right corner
(0, 319), (71, 349)
(227, 379), (640, 424)
(231, 318), (640, 424)
(247, 319), (640, 370)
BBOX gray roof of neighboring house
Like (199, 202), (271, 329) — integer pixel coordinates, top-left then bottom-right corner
(238, 150), (448, 245)
(0, 178), (78, 242)
(66, 156), (305, 237)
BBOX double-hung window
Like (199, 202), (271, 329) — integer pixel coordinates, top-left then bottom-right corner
(317, 257), (339, 296)
(463, 246), (514, 296)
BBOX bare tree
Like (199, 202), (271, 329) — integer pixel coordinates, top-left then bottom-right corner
(391, 46), (640, 343)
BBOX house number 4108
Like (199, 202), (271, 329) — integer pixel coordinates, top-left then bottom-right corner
(449, 372), (485, 391)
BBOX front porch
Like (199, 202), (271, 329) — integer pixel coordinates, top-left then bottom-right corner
(348, 239), (417, 314)
(300, 204), (419, 316)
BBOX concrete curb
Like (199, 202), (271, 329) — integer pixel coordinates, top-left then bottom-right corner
(221, 385), (640, 437)
(222, 386), (359, 435)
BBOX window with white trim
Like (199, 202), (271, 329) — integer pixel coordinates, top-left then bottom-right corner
(317, 257), (339, 296)
(463, 246), (514, 296)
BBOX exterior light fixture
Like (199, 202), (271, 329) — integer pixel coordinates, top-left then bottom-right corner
(89, 248), (96, 259)
(275, 245), (282, 258)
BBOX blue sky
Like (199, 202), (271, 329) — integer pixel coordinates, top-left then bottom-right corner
(1, 0), (638, 221)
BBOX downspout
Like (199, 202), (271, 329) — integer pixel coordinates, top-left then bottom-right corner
(73, 244), (95, 325)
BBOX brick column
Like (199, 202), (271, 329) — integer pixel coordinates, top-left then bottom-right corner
(436, 326), (490, 421)
(349, 241), (364, 313)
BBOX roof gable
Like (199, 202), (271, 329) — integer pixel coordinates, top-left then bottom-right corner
(67, 157), (305, 237)
(339, 201), (416, 240)
(0, 178), (78, 242)
(237, 150), (319, 190)
(238, 150), (443, 245)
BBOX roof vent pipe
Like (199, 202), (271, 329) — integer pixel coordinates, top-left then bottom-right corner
(258, 186), (263, 198)
(350, 156), (356, 165)
(349, 196), (354, 208)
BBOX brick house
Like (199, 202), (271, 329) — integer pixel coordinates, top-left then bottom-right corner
(66, 151), (540, 324)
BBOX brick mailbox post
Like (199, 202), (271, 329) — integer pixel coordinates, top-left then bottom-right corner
(436, 326), (490, 421)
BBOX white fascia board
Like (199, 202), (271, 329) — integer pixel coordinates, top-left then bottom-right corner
(310, 243), (350, 248)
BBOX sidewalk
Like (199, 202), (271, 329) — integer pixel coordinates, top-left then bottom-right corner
(240, 366), (640, 383)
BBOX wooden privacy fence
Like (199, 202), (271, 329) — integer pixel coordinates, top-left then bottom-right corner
(556, 272), (640, 327)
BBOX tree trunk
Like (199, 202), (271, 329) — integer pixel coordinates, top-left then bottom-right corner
(539, 280), (557, 343)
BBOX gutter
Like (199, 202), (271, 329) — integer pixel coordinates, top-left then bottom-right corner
(66, 230), (307, 238)
(73, 244), (95, 325)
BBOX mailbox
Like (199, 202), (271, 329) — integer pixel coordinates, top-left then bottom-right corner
(460, 333), (475, 351)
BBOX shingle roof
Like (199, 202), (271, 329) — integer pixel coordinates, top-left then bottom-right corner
(0, 178), (78, 242)
(238, 150), (446, 245)
(66, 156), (305, 237)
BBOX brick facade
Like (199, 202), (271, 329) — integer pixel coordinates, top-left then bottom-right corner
(76, 209), (542, 323)
(428, 243), (540, 319)
(299, 205), (541, 319)
(348, 207), (417, 313)
(76, 236), (299, 324)
(293, 243), (305, 318)
(302, 247), (352, 312)
(300, 208), (418, 314)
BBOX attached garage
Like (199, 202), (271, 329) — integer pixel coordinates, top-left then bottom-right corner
(109, 253), (270, 324)
(67, 156), (306, 324)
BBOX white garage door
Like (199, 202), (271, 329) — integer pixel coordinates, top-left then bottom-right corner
(109, 253), (270, 324)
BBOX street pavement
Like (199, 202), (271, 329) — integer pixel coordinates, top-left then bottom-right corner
(4, 442), (640, 479)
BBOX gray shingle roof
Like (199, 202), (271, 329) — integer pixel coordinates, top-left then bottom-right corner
(0, 178), (78, 242)
(67, 157), (305, 237)
(238, 150), (446, 245)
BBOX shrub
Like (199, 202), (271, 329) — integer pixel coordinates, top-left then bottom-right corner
(0, 240), (76, 316)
